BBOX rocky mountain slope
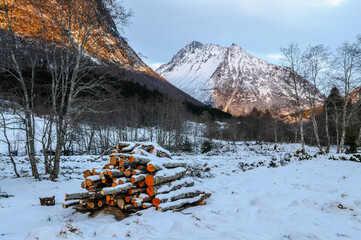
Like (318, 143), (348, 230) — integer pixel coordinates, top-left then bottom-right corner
(0, 0), (200, 104)
(157, 41), (324, 115)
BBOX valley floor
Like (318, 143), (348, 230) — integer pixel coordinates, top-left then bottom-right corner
(0, 142), (360, 240)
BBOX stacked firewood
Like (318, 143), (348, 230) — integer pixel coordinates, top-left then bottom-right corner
(63, 142), (210, 213)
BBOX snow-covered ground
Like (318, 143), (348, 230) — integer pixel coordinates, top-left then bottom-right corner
(1, 142), (361, 240)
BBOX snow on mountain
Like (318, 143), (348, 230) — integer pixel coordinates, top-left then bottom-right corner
(157, 42), (323, 115)
(157, 41), (227, 105)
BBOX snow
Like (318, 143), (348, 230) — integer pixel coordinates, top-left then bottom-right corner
(1, 142), (361, 239)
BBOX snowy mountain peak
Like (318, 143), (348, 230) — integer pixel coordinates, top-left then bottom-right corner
(185, 41), (204, 49)
(157, 41), (323, 116)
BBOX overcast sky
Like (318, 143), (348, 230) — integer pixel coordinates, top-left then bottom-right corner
(122, 0), (361, 70)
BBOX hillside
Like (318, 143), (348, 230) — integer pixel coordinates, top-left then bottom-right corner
(0, 0), (200, 104)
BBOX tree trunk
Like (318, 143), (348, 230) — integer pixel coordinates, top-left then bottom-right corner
(357, 127), (361, 146)
(339, 102), (348, 153)
(50, 130), (63, 180)
(311, 111), (323, 153)
(274, 119), (278, 143)
(324, 104), (330, 153)
(297, 105), (305, 153)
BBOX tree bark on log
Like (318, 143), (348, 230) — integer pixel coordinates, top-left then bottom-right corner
(101, 183), (134, 195)
(145, 167), (187, 187)
(152, 187), (203, 207)
(146, 177), (194, 196)
(157, 193), (211, 211)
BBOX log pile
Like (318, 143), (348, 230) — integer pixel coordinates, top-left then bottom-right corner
(64, 142), (210, 213)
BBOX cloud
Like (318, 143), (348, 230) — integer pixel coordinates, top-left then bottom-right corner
(323, 0), (346, 7)
(234, 0), (346, 11)
(266, 54), (283, 61)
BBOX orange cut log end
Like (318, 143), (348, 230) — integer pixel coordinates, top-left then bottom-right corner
(146, 187), (154, 196)
(129, 156), (134, 162)
(152, 198), (160, 207)
(131, 198), (136, 204)
(145, 175), (155, 186)
(131, 177), (136, 183)
(138, 181), (144, 188)
(118, 159), (124, 166)
(98, 200), (103, 208)
(125, 170), (132, 177)
(87, 202), (95, 208)
(118, 179), (123, 184)
(147, 164), (155, 173)
(112, 182), (117, 187)
(85, 179), (92, 187)
(125, 196), (131, 202)
(110, 156), (117, 165)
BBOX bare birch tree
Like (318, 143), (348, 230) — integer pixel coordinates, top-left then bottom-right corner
(0, 0), (39, 179)
(281, 43), (306, 153)
(332, 39), (361, 153)
(302, 44), (329, 153)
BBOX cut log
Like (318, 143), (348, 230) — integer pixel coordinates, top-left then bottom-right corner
(131, 174), (147, 183)
(65, 192), (93, 201)
(125, 196), (133, 203)
(138, 180), (144, 188)
(92, 168), (103, 175)
(143, 203), (153, 209)
(85, 175), (101, 187)
(157, 193), (211, 211)
(152, 198), (161, 207)
(101, 183), (135, 195)
(110, 156), (118, 165)
(83, 170), (91, 178)
(108, 170), (125, 178)
(138, 193), (151, 202)
(62, 201), (79, 209)
(155, 186), (203, 204)
(117, 198), (125, 209)
(98, 199), (105, 208)
(133, 198), (142, 207)
(87, 201), (95, 209)
(146, 177), (194, 196)
(117, 177), (129, 185)
(136, 165), (146, 171)
(146, 163), (163, 173)
(124, 169), (132, 177)
(145, 167), (187, 187)
(128, 188), (145, 195)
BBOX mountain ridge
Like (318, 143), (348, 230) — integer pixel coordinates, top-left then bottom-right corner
(157, 41), (324, 115)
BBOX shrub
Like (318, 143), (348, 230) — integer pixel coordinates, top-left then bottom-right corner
(201, 140), (213, 154)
